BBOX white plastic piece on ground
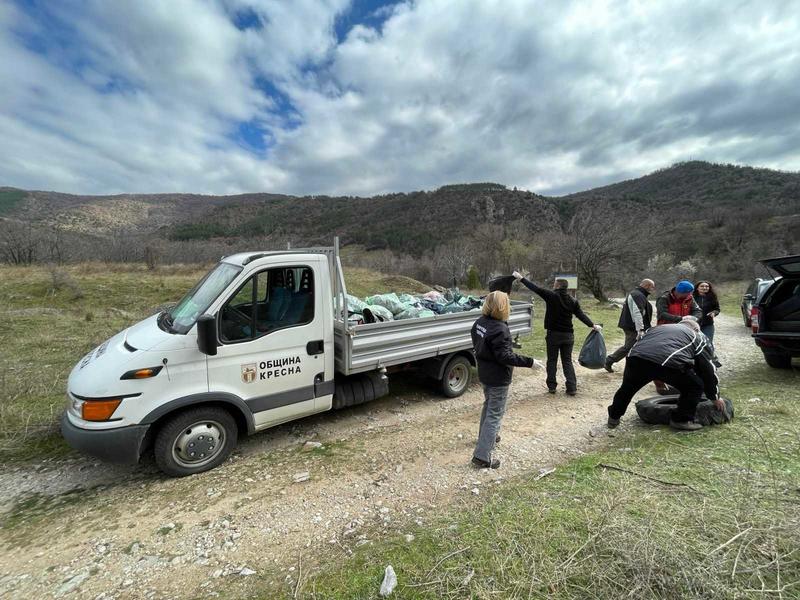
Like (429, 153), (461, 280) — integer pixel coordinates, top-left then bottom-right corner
(379, 565), (397, 596)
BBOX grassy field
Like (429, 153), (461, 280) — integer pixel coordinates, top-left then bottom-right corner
(299, 364), (800, 599)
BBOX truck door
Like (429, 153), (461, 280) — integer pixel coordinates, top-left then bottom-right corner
(207, 260), (328, 429)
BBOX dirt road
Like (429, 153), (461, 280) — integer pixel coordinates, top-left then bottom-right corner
(0, 315), (759, 599)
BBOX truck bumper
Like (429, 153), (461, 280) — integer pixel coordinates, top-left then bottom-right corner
(61, 414), (150, 465)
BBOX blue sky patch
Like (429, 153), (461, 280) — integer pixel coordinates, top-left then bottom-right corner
(334, 0), (404, 42)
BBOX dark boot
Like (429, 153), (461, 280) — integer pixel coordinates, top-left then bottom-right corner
(471, 456), (501, 469)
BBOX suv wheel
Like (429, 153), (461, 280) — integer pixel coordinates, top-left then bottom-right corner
(762, 350), (792, 369)
(154, 407), (238, 477)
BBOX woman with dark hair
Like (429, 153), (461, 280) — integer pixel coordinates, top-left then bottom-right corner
(693, 281), (720, 341)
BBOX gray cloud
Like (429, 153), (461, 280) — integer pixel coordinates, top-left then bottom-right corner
(1, 0), (799, 196)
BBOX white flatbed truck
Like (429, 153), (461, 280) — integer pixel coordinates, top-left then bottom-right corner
(62, 240), (533, 476)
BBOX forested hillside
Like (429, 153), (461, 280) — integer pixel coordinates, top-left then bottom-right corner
(2, 162), (798, 297)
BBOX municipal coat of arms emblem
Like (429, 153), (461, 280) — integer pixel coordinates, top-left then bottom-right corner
(241, 363), (257, 384)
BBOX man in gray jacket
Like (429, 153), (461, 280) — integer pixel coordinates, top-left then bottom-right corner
(607, 318), (722, 431)
(605, 279), (655, 372)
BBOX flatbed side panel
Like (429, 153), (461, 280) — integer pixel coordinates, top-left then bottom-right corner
(334, 302), (533, 375)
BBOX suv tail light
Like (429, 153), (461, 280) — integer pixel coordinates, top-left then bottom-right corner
(751, 306), (760, 333)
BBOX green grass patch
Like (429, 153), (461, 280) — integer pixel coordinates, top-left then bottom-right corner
(299, 365), (800, 599)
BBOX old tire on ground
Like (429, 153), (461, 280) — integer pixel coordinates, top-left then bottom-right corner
(154, 406), (238, 477)
(762, 350), (792, 369)
(635, 394), (734, 426)
(439, 355), (472, 398)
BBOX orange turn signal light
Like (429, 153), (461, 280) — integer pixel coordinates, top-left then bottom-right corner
(120, 366), (163, 380)
(82, 398), (122, 421)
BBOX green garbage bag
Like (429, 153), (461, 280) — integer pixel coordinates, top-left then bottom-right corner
(366, 293), (406, 315)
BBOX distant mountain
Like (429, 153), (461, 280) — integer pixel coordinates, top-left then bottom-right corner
(3, 161), (798, 262)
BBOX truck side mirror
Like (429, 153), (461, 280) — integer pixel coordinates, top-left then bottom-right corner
(197, 315), (218, 356)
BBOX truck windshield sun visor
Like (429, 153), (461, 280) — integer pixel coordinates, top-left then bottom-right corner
(164, 263), (242, 334)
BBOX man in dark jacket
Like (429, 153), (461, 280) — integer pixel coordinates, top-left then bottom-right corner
(605, 279), (656, 372)
(607, 318), (722, 431)
(513, 271), (601, 395)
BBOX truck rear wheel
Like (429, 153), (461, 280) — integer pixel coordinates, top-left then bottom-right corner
(439, 355), (472, 398)
(154, 407), (238, 477)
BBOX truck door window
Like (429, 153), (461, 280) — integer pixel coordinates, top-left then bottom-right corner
(220, 266), (315, 344)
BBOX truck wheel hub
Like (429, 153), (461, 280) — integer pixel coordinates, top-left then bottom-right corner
(173, 421), (224, 465)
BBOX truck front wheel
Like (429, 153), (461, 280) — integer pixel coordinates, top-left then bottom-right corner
(439, 355), (472, 398)
(154, 407), (238, 477)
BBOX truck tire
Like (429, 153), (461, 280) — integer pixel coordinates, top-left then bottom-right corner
(154, 407), (238, 477)
(439, 355), (472, 398)
(762, 350), (792, 369)
(635, 395), (734, 426)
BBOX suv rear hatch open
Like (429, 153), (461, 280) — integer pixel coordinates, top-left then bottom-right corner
(753, 254), (800, 366)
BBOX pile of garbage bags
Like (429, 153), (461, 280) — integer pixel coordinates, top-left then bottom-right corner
(346, 289), (483, 324)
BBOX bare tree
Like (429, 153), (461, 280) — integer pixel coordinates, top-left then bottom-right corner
(563, 202), (645, 301)
(0, 219), (40, 264)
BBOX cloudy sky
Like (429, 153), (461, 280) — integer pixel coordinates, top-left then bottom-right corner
(1, 0), (799, 197)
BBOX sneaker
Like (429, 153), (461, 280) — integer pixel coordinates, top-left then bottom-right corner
(566, 389), (577, 396)
(604, 360), (614, 373)
(607, 417), (620, 429)
(547, 388), (556, 394)
(471, 456), (501, 469)
(669, 420), (703, 431)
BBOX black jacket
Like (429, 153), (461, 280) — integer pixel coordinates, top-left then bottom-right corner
(618, 286), (653, 332)
(629, 324), (719, 400)
(693, 292), (720, 328)
(520, 278), (594, 333)
(471, 315), (534, 386)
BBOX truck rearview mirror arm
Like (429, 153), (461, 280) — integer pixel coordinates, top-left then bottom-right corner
(197, 315), (218, 356)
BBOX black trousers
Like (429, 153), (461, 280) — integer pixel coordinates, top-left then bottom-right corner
(546, 330), (576, 392)
(606, 329), (638, 365)
(608, 356), (702, 422)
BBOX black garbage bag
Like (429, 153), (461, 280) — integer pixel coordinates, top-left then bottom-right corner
(488, 275), (516, 294)
(578, 329), (607, 369)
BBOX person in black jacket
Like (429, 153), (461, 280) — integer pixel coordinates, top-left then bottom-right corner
(604, 279), (656, 372)
(607, 318), (723, 431)
(470, 291), (539, 469)
(693, 281), (720, 341)
(513, 271), (601, 395)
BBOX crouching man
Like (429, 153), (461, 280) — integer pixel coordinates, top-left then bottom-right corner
(607, 317), (722, 431)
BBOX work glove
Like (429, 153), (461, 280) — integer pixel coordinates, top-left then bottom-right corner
(512, 270), (524, 282)
(592, 324), (603, 332)
(531, 359), (544, 370)
(636, 330), (645, 340)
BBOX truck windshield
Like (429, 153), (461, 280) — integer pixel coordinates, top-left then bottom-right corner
(164, 263), (243, 334)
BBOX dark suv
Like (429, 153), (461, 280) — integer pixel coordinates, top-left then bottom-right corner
(741, 278), (775, 327)
(752, 254), (800, 369)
